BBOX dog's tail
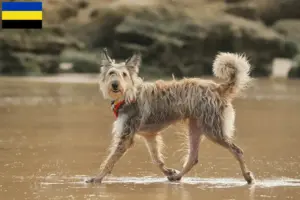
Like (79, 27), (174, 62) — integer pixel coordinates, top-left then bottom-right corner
(213, 52), (251, 99)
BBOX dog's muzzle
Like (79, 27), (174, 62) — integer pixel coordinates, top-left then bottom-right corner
(111, 80), (120, 92)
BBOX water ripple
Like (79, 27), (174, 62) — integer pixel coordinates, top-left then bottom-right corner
(34, 175), (300, 189)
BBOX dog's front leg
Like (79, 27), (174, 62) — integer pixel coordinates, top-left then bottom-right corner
(86, 117), (134, 183)
(86, 133), (134, 183)
(143, 134), (179, 177)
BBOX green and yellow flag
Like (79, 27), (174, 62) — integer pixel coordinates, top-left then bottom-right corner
(1, 2), (43, 29)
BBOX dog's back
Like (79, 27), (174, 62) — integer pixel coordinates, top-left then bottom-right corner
(135, 79), (221, 124)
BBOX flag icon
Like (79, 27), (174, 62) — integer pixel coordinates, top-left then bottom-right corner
(1, 2), (43, 29)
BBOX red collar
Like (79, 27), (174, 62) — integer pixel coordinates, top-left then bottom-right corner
(111, 100), (125, 118)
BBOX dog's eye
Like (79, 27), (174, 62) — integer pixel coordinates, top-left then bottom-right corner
(122, 72), (127, 77)
(108, 71), (115, 75)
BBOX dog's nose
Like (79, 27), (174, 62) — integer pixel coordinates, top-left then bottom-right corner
(111, 81), (119, 90)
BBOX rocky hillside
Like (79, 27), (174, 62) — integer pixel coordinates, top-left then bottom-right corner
(1, 0), (300, 78)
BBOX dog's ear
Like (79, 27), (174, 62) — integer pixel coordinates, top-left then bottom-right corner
(125, 52), (141, 74)
(100, 48), (113, 72)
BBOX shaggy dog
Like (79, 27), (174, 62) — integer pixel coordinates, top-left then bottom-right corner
(86, 49), (255, 184)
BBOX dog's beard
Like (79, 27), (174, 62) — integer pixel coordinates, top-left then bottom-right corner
(108, 88), (124, 100)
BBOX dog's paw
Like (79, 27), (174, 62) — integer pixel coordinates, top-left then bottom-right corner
(85, 177), (102, 184)
(167, 174), (182, 182)
(164, 168), (180, 177)
(244, 171), (255, 185)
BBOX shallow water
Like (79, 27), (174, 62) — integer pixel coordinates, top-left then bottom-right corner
(0, 76), (300, 200)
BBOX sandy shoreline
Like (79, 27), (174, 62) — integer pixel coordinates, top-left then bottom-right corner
(0, 73), (100, 84)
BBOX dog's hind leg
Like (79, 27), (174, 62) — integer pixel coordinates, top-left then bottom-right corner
(167, 119), (204, 181)
(208, 135), (255, 184)
(227, 142), (255, 184)
(204, 111), (255, 184)
(86, 130), (134, 183)
(143, 134), (179, 177)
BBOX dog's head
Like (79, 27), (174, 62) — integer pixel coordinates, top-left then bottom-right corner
(98, 49), (142, 100)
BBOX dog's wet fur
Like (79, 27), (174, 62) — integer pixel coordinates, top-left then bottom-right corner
(87, 49), (255, 184)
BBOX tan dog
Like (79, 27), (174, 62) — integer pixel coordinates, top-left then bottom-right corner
(87, 49), (255, 184)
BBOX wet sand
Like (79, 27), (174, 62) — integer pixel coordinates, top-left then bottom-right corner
(0, 76), (299, 200)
